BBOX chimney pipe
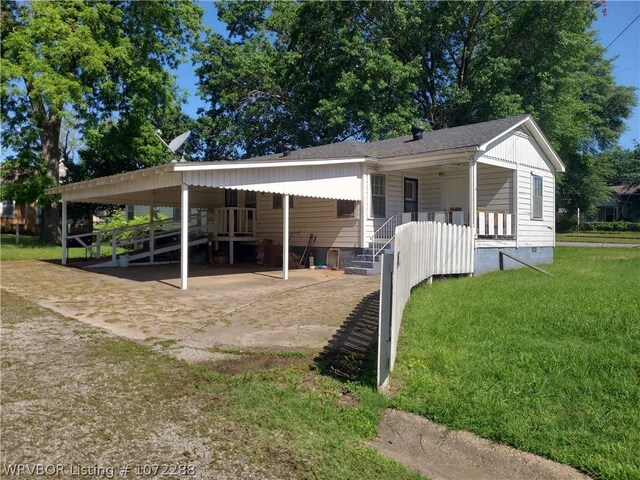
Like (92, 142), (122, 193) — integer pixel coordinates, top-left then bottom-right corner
(282, 143), (293, 156)
(411, 125), (424, 141)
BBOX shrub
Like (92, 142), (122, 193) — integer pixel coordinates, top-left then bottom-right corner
(580, 221), (640, 232)
(556, 213), (577, 233)
(96, 210), (168, 247)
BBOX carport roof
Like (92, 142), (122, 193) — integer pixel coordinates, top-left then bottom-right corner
(47, 114), (563, 204)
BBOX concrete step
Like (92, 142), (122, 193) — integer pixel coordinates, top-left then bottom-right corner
(344, 262), (381, 276)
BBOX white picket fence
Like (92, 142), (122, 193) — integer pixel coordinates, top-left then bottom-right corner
(377, 221), (475, 389)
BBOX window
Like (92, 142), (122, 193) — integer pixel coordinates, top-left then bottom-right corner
(371, 174), (386, 218)
(273, 194), (294, 209)
(532, 175), (543, 219)
(403, 177), (418, 213)
(244, 191), (257, 209)
(598, 206), (616, 222)
(126, 204), (135, 221)
(1, 201), (15, 218)
(337, 200), (356, 218)
(225, 189), (238, 207)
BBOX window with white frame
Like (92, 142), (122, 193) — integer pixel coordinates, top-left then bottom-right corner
(244, 191), (257, 208)
(532, 175), (543, 219)
(273, 194), (294, 209)
(370, 174), (386, 218)
(337, 200), (356, 218)
(225, 189), (238, 207)
(1, 201), (16, 217)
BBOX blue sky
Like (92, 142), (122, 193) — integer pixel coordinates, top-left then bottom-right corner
(594, 1), (640, 148)
(178, 0), (640, 149)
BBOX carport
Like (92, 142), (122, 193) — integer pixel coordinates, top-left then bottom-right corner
(47, 157), (365, 290)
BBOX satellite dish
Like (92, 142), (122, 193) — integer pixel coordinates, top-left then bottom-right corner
(167, 130), (191, 153)
(154, 129), (192, 162)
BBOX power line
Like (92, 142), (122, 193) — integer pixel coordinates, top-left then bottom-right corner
(605, 14), (640, 50)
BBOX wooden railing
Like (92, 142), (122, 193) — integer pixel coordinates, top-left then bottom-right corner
(209, 207), (256, 237)
(66, 214), (201, 262)
(477, 211), (514, 238)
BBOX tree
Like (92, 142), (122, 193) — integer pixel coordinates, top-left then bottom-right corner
(195, 0), (636, 213)
(596, 142), (640, 187)
(195, 1), (422, 159)
(1, 1), (202, 243)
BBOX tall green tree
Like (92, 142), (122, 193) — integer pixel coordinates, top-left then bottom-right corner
(1, 1), (202, 243)
(196, 0), (636, 213)
(595, 143), (640, 187)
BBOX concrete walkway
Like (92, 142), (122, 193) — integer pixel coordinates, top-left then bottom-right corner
(372, 409), (591, 480)
(0, 261), (379, 354)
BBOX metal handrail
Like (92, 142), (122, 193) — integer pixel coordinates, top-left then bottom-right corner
(372, 212), (402, 260)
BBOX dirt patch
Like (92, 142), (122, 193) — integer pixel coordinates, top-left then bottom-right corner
(205, 352), (312, 375)
(0, 290), (295, 480)
(371, 409), (591, 480)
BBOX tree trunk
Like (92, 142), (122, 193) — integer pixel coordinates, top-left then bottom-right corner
(39, 117), (62, 245)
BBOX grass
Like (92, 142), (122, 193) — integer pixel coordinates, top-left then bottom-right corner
(1, 290), (421, 480)
(391, 247), (640, 479)
(0, 233), (126, 261)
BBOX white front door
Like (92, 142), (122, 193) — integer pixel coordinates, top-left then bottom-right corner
(441, 176), (468, 212)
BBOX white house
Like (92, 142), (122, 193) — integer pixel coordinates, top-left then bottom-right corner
(48, 114), (565, 289)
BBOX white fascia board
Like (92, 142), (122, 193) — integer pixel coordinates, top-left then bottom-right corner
(477, 156), (517, 170)
(479, 116), (565, 173)
(46, 164), (174, 195)
(173, 157), (366, 171)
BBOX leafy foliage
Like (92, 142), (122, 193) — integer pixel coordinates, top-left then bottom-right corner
(1, 1), (203, 242)
(95, 210), (168, 245)
(596, 142), (640, 187)
(196, 0), (636, 212)
(581, 221), (640, 232)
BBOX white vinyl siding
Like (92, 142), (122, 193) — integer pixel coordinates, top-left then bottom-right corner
(517, 168), (555, 246)
(256, 194), (360, 249)
(477, 164), (513, 212)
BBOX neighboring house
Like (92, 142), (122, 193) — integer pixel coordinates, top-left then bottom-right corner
(595, 185), (640, 222)
(48, 114), (565, 287)
(0, 201), (41, 234)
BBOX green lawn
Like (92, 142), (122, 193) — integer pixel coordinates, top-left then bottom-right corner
(391, 247), (640, 479)
(0, 233), (126, 262)
(557, 231), (640, 244)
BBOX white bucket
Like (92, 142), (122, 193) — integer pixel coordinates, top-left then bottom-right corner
(119, 255), (130, 267)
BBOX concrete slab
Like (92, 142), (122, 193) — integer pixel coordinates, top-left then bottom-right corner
(0, 261), (380, 353)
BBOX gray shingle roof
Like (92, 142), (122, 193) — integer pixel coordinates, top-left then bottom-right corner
(247, 114), (530, 162)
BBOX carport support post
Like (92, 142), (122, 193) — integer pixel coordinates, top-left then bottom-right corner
(283, 194), (289, 280)
(181, 182), (189, 290)
(61, 200), (68, 265)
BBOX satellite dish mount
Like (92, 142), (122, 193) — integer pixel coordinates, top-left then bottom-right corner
(155, 129), (191, 163)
